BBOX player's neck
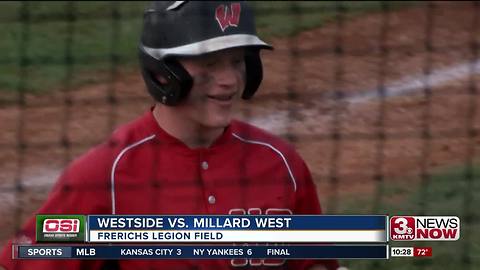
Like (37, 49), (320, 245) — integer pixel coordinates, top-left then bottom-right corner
(152, 105), (224, 149)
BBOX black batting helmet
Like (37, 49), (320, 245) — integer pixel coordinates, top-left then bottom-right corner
(139, 1), (272, 106)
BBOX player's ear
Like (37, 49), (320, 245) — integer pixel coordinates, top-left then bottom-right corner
(153, 73), (168, 85)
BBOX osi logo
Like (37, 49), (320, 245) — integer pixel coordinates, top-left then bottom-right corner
(43, 219), (80, 233)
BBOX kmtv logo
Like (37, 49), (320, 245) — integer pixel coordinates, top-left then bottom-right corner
(215, 3), (241, 31)
(390, 216), (460, 241)
(43, 219), (80, 233)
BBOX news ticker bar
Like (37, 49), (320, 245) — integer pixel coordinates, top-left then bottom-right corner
(37, 215), (460, 243)
(37, 215), (388, 243)
(14, 245), (389, 260)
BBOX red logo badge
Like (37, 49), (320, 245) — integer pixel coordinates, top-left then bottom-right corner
(215, 3), (241, 32)
(43, 219), (80, 233)
(390, 216), (415, 240)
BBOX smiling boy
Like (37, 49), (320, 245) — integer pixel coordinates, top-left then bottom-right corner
(0, 2), (338, 270)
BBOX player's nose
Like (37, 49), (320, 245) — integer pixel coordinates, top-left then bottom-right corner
(214, 60), (243, 88)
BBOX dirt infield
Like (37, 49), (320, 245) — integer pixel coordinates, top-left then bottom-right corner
(0, 2), (479, 247)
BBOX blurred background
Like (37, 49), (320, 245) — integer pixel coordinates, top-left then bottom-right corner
(0, 1), (479, 269)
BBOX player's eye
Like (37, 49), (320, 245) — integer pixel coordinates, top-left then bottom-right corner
(201, 55), (218, 68)
(204, 59), (217, 68)
(232, 57), (243, 66)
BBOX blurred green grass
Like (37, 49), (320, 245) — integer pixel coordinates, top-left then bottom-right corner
(253, 1), (418, 38)
(336, 164), (479, 270)
(0, 1), (147, 94)
(0, 1), (418, 94)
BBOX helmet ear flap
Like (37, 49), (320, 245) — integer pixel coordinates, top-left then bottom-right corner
(242, 49), (263, 100)
(139, 49), (193, 106)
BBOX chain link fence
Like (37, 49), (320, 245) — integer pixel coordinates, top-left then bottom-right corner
(0, 1), (478, 269)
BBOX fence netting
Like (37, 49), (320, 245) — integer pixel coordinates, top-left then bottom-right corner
(0, 1), (478, 269)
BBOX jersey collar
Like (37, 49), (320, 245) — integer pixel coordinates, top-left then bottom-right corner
(143, 108), (235, 151)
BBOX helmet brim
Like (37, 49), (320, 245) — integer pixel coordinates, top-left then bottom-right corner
(141, 34), (273, 60)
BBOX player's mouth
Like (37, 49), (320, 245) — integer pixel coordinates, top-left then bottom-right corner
(206, 93), (236, 105)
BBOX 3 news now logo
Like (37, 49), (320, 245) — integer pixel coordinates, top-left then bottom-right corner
(36, 215), (85, 242)
(390, 216), (460, 241)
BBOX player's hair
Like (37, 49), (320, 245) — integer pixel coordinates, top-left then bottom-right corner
(138, 1), (272, 105)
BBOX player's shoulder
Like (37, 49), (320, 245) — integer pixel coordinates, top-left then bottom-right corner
(63, 111), (156, 182)
(230, 120), (312, 189)
(230, 119), (303, 161)
(108, 110), (158, 148)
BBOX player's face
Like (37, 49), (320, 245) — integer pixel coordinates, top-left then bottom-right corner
(176, 48), (245, 129)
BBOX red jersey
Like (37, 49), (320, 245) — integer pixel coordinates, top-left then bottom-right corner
(0, 109), (338, 270)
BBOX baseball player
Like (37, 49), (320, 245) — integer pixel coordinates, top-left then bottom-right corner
(0, 1), (339, 270)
